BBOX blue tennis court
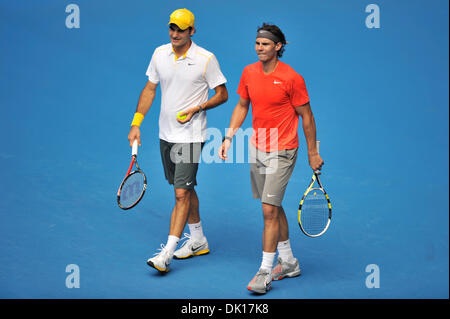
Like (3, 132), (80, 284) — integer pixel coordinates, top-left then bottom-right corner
(0, 0), (448, 299)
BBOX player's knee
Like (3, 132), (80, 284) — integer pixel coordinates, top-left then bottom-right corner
(175, 188), (191, 202)
(262, 203), (279, 221)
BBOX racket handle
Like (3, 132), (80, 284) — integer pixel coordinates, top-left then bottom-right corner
(132, 140), (138, 156)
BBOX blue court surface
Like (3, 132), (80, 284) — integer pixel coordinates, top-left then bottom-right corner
(0, 0), (448, 299)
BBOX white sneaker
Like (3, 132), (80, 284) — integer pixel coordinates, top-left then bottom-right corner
(247, 268), (272, 294)
(173, 233), (210, 259)
(271, 257), (301, 280)
(147, 244), (172, 273)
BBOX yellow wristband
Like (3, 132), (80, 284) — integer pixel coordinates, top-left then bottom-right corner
(131, 112), (144, 127)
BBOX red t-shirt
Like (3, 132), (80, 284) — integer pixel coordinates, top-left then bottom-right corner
(237, 61), (309, 152)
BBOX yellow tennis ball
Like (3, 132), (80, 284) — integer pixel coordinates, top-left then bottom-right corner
(177, 111), (187, 120)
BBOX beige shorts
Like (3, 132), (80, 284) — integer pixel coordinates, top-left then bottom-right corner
(250, 143), (298, 207)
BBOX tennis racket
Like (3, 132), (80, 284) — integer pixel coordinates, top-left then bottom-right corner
(298, 141), (332, 237)
(117, 140), (147, 210)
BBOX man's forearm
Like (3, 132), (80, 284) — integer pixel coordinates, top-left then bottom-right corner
(199, 85), (228, 112)
(136, 86), (156, 116)
(225, 103), (249, 138)
(302, 113), (318, 155)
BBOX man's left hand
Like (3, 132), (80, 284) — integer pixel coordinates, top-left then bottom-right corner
(176, 106), (201, 124)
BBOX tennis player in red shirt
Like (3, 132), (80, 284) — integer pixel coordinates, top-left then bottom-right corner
(219, 23), (324, 294)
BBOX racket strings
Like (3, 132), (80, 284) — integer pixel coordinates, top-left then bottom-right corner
(119, 172), (145, 209)
(301, 190), (329, 236)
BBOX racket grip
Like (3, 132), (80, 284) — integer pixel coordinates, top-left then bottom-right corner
(132, 140), (138, 156)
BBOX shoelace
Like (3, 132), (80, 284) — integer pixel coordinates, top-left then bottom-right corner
(153, 243), (167, 256)
(257, 271), (271, 287)
(256, 270), (271, 278)
(177, 233), (192, 248)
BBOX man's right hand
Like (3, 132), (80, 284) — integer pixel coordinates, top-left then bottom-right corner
(218, 140), (231, 160)
(308, 153), (324, 172)
(128, 126), (141, 147)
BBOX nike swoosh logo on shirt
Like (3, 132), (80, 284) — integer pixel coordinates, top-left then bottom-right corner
(273, 81), (282, 84)
(267, 194), (276, 197)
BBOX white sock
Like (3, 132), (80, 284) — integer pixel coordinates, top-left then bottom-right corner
(188, 221), (204, 241)
(277, 239), (295, 262)
(164, 235), (180, 255)
(260, 251), (276, 272)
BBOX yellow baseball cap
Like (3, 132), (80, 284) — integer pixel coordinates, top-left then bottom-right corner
(168, 8), (195, 30)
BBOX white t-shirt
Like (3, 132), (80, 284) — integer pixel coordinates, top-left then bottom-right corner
(146, 41), (227, 143)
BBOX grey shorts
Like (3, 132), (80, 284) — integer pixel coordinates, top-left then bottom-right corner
(250, 143), (298, 207)
(160, 139), (204, 189)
